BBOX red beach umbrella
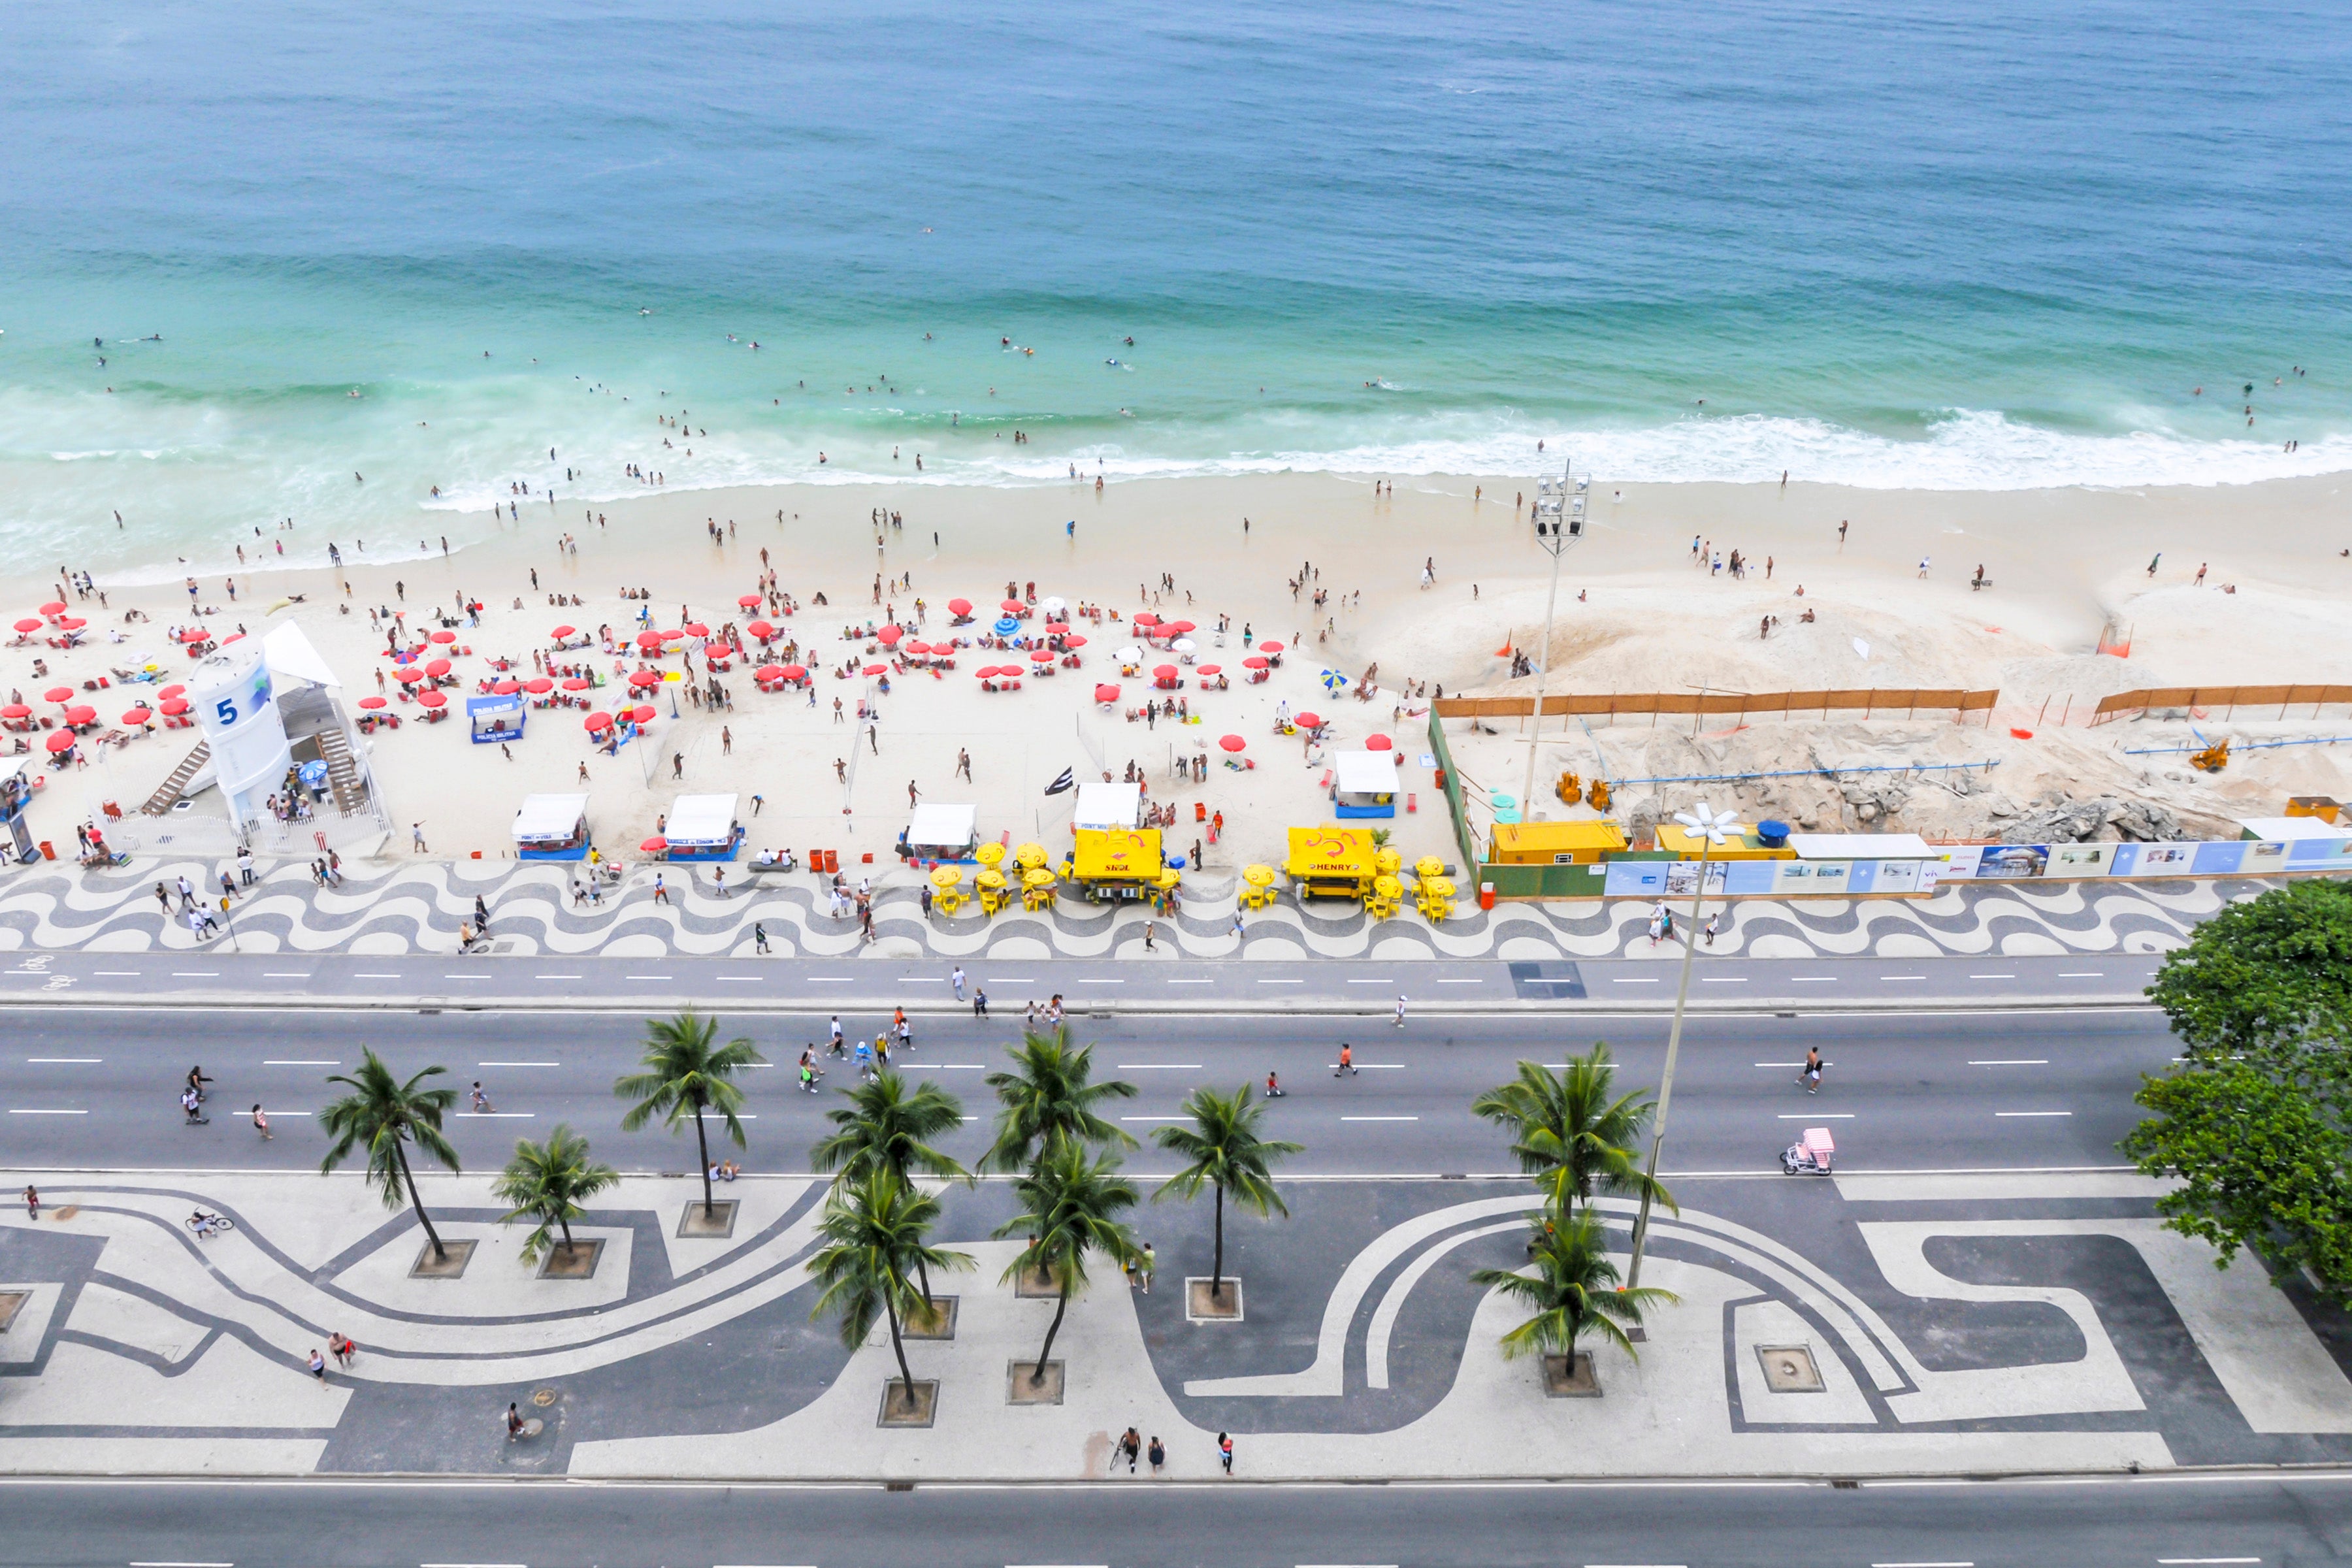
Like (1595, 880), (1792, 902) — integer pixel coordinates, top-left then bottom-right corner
(1295, 711), (1322, 727)
(862, 663), (887, 677)
(561, 678), (591, 691)
(1045, 621), (1070, 635)
(37, 601), (66, 617)
(1258, 640), (1285, 655)
(657, 629), (682, 643)
(12, 618), (41, 634)
(43, 687), (73, 704)
(1365, 734), (1394, 751)
(491, 679), (521, 695)
(551, 624), (576, 639)
(1243, 656), (1269, 670)
(975, 667), (998, 679)
(876, 625), (904, 645)
(629, 704), (656, 723)
(683, 622), (710, 638)
(159, 697), (191, 716)
(641, 836), (668, 853)
(904, 641), (930, 656)
(425, 658), (452, 677)
(414, 689), (448, 710)
(1030, 649), (1054, 663)
(947, 598), (972, 615)
(45, 731), (76, 754)
(1000, 599), (1022, 613)
(1094, 683), (1120, 702)
(1152, 664), (1177, 679)
(1197, 664), (1221, 676)
(0, 704), (27, 719)
(1062, 633), (1087, 649)
(63, 705), (96, 726)
(429, 630), (457, 644)
(120, 706), (152, 726)
(395, 667), (427, 684)
(1218, 734), (1247, 753)
(158, 685), (186, 700)
(524, 677), (553, 693)
(738, 594), (762, 609)
(584, 712), (613, 732)
(778, 664), (807, 681)
(357, 696), (387, 710)
(58, 617), (85, 631)
(746, 619), (774, 640)
(1133, 612), (1159, 627)
(1166, 621), (1195, 636)
(636, 631), (662, 649)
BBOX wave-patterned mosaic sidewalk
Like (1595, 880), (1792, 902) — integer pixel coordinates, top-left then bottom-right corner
(0, 857), (2246, 961)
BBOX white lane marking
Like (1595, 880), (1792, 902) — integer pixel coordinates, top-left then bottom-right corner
(264, 1059), (338, 1066)
(1873, 1561), (1975, 1567)
(131, 1561), (238, 1567)
(1970, 1058), (2048, 1066)
(1612, 977), (1661, 984)
(440, 974), (492, 981)
(1776, 1112), (1855, 1119)
(931, 1064), (987, 1070)
(1119, 1115), (1191, 1122)
(1117, 1064), (1201, 1070)
(25, 1057), (101, 1063)
(715, 975), (762, 981)
(2157, 1560), (2262, 1565)
(1257, 979), (1303, 985)
(805, 975), (851, 981)
(351, 972), (400, 979)
(92, 970), (141, 976)
(171, 971), (221, 977)
(1880, 974), (1927, 981)
(1968, 973), (2015, 979)
(2059, 971), (2105, 977)
(1341, 1115), (1419, 1122)
(8, 1108), (86, 1115)
(1997, 1110), (2073, 1118)
(1788, 976), (1838, 983)
(1700, 977), (1748, 984)
(452, 1111), (536, 1119)
(534, 973), (583, 980)
(1166, 978), (1213, 984)
(1089, 979), (1125, 985)
(263, 972), (310, 978)
(478, 1061), (561, 1068)
(960, 1115), (982, 1122)
(624, 974), (674, 980)
(1347, 979), (1390, 985)
(1435, 977), (1482, 983)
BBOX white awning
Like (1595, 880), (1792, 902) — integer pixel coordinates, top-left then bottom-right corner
(666, 792), (740, 846)
(513, 792), (589, 843)
(262, 620), (340, 688)
(906, 802), (978, 849)
(2238, 816), (2352, 841)
(1073, 781), (1141, 830)
(1788, 832), (1936, 860)
(1333, 751), (1399, 796)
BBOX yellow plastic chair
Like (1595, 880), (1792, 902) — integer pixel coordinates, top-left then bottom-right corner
(1374, 847), (1404, 877)
(1013, 841), (1049, 871)
(1240, 862), (1277, 911)
(1021, 867), (1058, 911)
(976, 867), (1009, 915)
(1416, 875), (1456, 922)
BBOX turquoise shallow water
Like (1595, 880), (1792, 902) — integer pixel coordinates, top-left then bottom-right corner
(2, 0), (2349, 574)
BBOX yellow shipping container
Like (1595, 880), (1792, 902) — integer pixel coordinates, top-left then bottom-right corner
(1490, 819), (1627, 865)
(1654, 822), (1796, 860)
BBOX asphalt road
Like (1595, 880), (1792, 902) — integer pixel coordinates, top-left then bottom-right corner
(0, 1004), (2178, 1177)
(0, 1472), (2344, 1567)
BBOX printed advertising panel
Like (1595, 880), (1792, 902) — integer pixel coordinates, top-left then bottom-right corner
(2050, 843), (2118, 877)
(1662, 860), (1730, 898)
(1974, 844), (2050, 880)
(1772, 860), (1852, 894)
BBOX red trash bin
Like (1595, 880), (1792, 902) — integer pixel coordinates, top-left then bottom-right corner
(1478, 881), (1496, 911)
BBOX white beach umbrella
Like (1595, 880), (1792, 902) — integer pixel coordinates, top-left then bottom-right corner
(1114, 645), (1145, 663)
(1170, 638), (1196, 654)
(1040, 595), (1067, 615)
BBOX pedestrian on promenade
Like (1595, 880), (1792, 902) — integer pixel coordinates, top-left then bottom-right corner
(1798, 1047), (1823, 1095)
(251, 1103), (272, 1141)
(176, 875), (196, 911)
(713, 866), (727, 898)
(1115, 1428), (1141, 1473)
(1144, 920), (1157, 952)
(1218, 1431), (1234, 1475)
(754, 921), (770, 954)
(506, 1403), (527, 1439)
(308, 1349), (327, 1382)
(951, 965), (966, 1000)
(1335, 1043), (1356, 1077)
(182, 1087), (208, 1125)
(1139, 1242), (1154, 1295)
(828, 1015), (845, 1054)
(474, 894), (489, 929)
(23, 1184), (37, 1222)
(1148, 1435), (1166, 1474)
(331, 1333), (356, 1368)
(973, 988), (988, 1018)
(237, 848), (255, 887)
(652, 873), (670, 905)
(1703, 911), (1720, 947)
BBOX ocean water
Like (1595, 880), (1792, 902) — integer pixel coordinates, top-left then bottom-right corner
(2, 0), (2349, 576)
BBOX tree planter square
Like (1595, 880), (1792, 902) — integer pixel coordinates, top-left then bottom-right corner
(1013, 1263), (1064, 1299)
(1542, 1351), (1601, 1398)
(410, 1239), (476, 1279)
(1756, 1344), (1825, 1392)
(676, 1200), (738, 1239)
(1186, 1277), (1245, 1320)
(0, 1291), (28, 1334)
(901, 1296), (958, 1341)
(877, 1379), (939, 1428)
(1007, 1359), (1066, 1405)
(536, 1239), (604, 1280)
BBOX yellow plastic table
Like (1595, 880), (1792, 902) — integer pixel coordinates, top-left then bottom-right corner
(1413, 855), (1447, 881)
(1240, 862), (1277, 910)
(1416, 875), (1456, 921)
(975, 842), (1007, 870)
(976, 866), (1009, 915)
(1013, 841), (1049, 870)
(1021, 867), (1058, 911)
(1374, 847), (1403, 877)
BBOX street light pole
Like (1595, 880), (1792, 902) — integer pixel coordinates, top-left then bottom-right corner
(1625, 798), (1735, 1292)
(1516, 464), (1586, 825)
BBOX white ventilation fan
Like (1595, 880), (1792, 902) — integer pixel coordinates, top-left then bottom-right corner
(1673, 800), (1740, 847)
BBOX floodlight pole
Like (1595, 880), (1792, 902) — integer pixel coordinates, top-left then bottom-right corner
(1625, 816), (1714, 1292)
(1516, 463), (1586, 825)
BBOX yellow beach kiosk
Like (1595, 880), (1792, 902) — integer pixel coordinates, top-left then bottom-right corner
(1284, 825), (1379, 902)
(1064, 825), (1166, 903)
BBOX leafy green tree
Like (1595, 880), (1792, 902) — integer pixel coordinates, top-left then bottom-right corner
(319, 1049), (461, 1261)
(1471, 1209), (1677, 1373)
(1473, 1047), (1674, 1218)
(982, 1026), (1136, 1173)
(2129, 882), (2352, 1298)
(809, 1169), (974, 1412)
(615, 1010), (764, 1220)
(493, 1124), (620, 1266)
(811, 1071), (971, 1300)
(1152, 1085), (1301, 1304)
(994, 1139), (1139, 1384)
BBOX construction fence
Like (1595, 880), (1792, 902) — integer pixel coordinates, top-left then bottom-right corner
(1433, 689), (2001, 723)
(2089, 685), (2352, 726)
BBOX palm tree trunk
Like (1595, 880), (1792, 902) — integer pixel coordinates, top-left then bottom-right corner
(1211, 1181), (1227, 1301)
(396, 1141), (446, 1261)
(558, 1211), (574, 1256)
(693, 1105), (715, 1217)
(1034, 1279), (1070, 1382)
(885, 1293), (917, 1407)
(915, 1252), (934, 1307)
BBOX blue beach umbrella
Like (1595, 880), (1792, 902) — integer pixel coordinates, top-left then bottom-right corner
(993, 616), (1022, 636)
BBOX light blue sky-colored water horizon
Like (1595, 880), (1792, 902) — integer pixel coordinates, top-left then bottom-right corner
(3, 0), (2349, 574)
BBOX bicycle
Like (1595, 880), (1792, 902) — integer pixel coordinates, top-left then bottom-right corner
(185, 1212), (235, 1236)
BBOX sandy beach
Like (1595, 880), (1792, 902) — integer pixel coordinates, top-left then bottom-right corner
(9, 468), (2352, 878)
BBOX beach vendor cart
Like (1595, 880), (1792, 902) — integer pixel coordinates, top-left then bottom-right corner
(1331, 749), (1399, 819)
(1780, 1125), (1835, 1175)
(1063, 825), (1166, 903)
(512, 792), (592, 862)
(1283, 825), (1380, 904)
(467, 692), (526, 745)
(663, 792), (744, 862)
(899, 802), (981, 864)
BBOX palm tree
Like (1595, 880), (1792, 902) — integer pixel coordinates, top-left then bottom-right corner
(1471, 1209), (1678, 1376)
(809, 1169), (974, 1414)
(1152, 1085), (1301, 1305)
(993, 1139), (1139, 1384)
(319, 1049), (461, 1261)
(615, 1010), (765, 1219)
(1472, 1047), (1675, 1220)
(981, 1026), (1136, 1173)
(493, 1124), (620, 1266)
(811, 1071), (972, 1303)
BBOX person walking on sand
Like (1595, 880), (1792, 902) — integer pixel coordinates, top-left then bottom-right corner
(2148, 552), (2162, 578)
